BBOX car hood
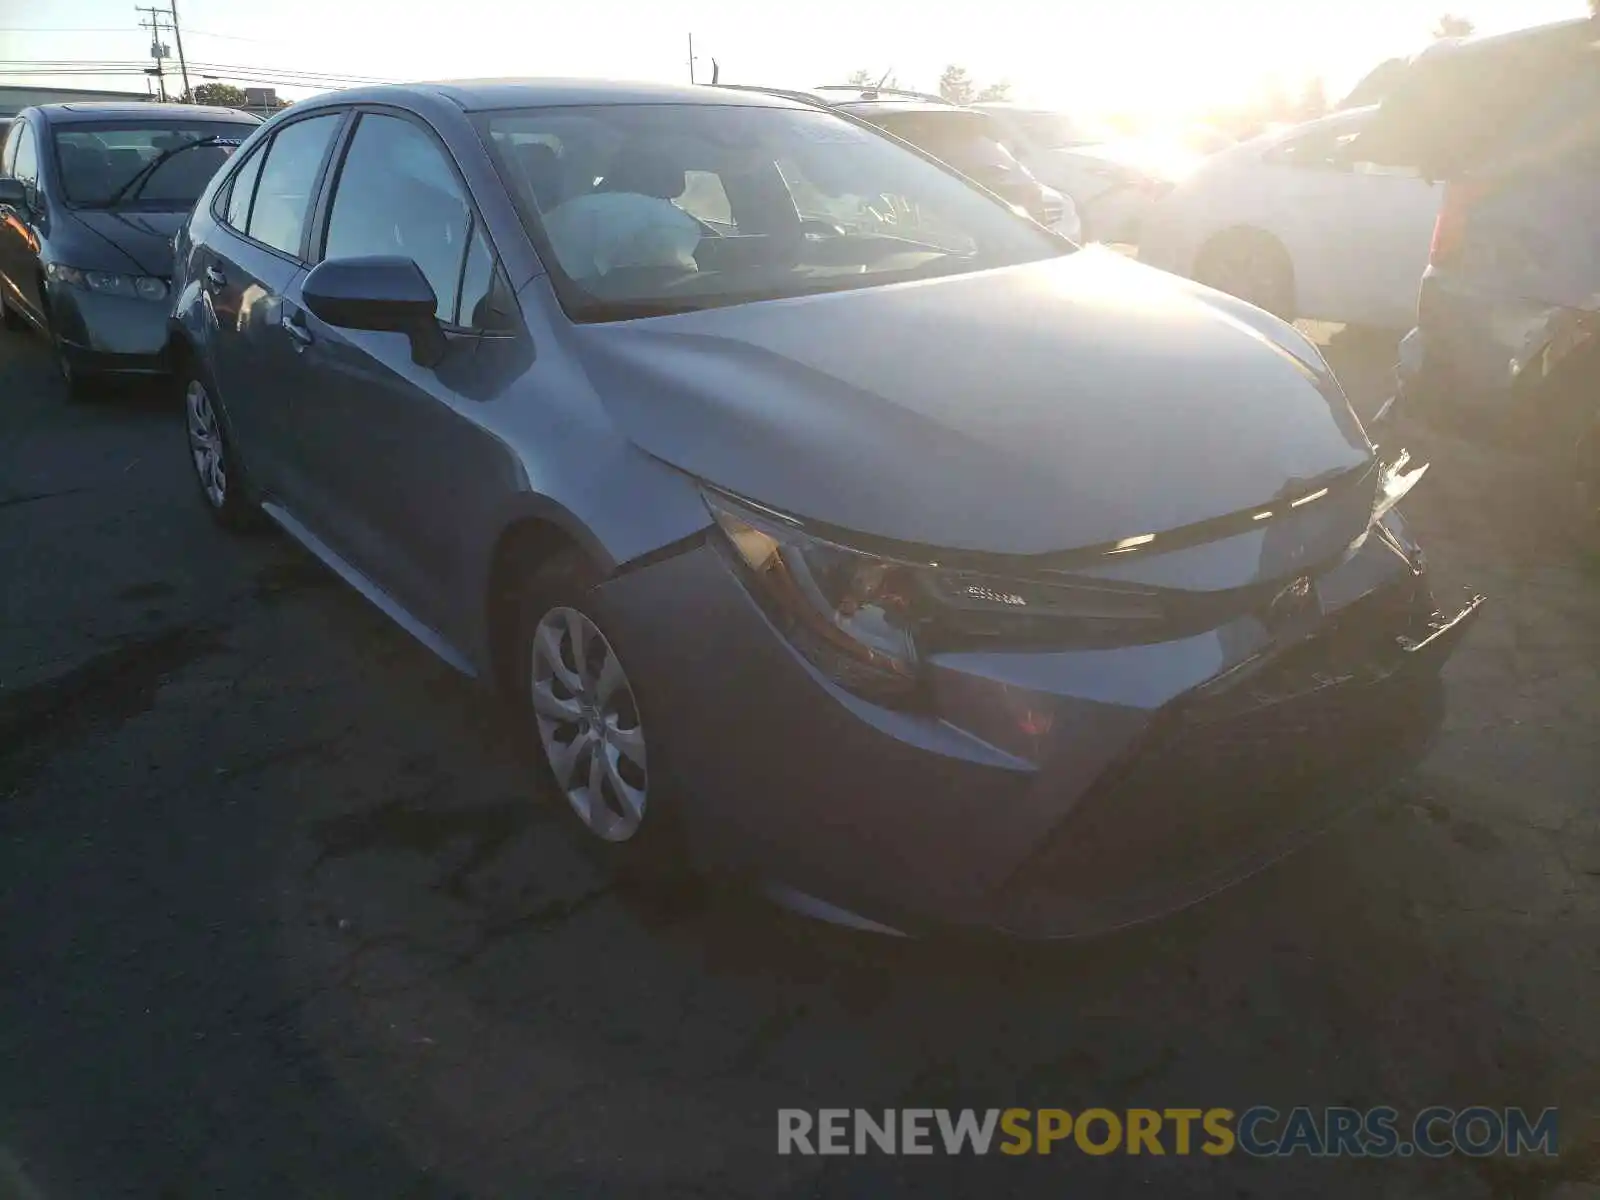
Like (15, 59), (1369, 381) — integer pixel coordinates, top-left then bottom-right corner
(65, 208), (185, 276)
(570, 248), (1373, 556)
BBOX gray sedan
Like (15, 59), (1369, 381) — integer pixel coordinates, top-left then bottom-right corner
(170, 79), (1479, 938)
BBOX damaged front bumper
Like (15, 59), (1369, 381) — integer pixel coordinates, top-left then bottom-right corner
(993, 587), (1482, 938)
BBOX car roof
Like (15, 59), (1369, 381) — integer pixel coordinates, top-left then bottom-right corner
(1418, 14), (1596, 62)
(38, 102), (258, 124)
(388, 78), (807, 113)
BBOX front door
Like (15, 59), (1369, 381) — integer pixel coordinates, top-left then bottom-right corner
(285, 108), (523, 639)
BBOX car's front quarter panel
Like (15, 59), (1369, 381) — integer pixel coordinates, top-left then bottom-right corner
(449, 279), (718, 669)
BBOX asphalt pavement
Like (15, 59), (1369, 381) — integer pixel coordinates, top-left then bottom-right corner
(2, 324), (1598, 1199)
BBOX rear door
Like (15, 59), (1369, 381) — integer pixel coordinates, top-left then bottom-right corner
(201, 110), (345, 504)
(285, 107), (524, 638)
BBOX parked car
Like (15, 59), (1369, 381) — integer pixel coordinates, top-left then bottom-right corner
(0, 102), (260, 397)
(975, 102), (1186, 242)
(718, 84), (1079, 240)
(1364, 16), (1599, 518)
(817, 88), (1079, 239)
(172, 80), (1476, 938)
(1138, 107), (1442, 328)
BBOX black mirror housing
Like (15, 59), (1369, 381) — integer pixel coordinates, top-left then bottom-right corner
(0, 177), (27, 205)
(301, 256), (446, 366)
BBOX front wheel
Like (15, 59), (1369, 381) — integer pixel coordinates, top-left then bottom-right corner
(512, 549), (690, 887)
(1195, 229), (1295, 320)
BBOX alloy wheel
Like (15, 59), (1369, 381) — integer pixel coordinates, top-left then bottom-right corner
(529, 606), (648, 842)
(185, 379), (228, 509)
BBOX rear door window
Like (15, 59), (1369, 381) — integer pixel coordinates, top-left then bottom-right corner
(246, 113), (340, 257)
(222, 141), (266, 231)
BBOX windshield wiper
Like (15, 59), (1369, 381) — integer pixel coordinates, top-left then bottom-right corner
(101, 135), (242, 208)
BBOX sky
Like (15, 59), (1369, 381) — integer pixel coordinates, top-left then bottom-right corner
(1, 0), (1589, 122)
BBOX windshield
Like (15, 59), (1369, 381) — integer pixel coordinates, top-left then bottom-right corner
(481, 102), (1064, 320)
(53, 121), (253, 208)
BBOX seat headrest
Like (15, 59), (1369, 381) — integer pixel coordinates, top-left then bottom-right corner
(601, 151), (686, 200)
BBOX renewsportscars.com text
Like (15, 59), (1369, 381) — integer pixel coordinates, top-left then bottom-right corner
(777, 1106), (1559, 1158)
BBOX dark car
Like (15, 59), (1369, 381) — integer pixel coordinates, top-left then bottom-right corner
(0, 102), (260, 396)
(171, 80), (1476, 939)
(822, 91), (1075, 231)
(1363, 18), (1600, 520)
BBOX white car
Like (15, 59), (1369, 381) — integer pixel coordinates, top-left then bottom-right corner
(1138, 107), (1442, 329)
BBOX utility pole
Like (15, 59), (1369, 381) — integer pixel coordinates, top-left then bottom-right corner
(687, 32), (696, 84)
(168, 0), (191, 101)
(136, 5), (189, 101)
(137, 6), (169, 100)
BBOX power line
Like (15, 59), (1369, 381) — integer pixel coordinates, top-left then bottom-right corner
(0, 27), (142, 34)
(188, 59), (400, 84)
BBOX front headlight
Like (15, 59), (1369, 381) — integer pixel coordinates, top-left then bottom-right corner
(46, 263), (168, 301)
(705, 490), (1165, 704)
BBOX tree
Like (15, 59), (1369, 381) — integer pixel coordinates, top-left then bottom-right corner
(846, 68), (875, 88)
(1433, 13), (1475, 39)
(185, 82), (247, 107)
(975, 80), (1011, 102)
(938, 64), (975, 104)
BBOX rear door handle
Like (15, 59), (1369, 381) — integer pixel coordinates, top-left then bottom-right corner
(203, 264), (226, 290)
(283, 308), (313, 349)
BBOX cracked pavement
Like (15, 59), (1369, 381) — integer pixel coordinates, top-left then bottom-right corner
(1, 324), (1597, 1198)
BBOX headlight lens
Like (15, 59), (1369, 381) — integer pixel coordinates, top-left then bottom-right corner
(708, 493), (921, 701)
(1373, 449), (1428, 524)
(705, 490), (1166, 703)
(46, 263), (167, 301)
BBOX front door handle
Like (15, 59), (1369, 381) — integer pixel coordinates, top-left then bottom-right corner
(203, 264), (226, 290)
(283, 309), (313, 350)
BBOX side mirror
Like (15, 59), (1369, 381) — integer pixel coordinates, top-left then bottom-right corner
(0, 177), (26, 206)
(301, 255), (446, 367)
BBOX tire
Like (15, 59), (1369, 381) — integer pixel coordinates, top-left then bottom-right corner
(510, 547), (692, 892)
(179, 357), (260, 531)
(1195, 228), (1295, 320)
(40, 297), (95, 402)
